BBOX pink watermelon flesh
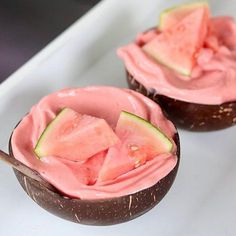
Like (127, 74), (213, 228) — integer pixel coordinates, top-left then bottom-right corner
(143, 8), (209, 76)
(159, 2), (209, 31)
(97, 111), (173, 183)
(39, 151), (106, 193)
(34, 108), (119, 162)
(84, 151), (107, 185)
(60, 150), (106, 185)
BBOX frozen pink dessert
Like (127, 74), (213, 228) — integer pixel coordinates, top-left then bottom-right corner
(11, 87), (178, 200)
(118, 17), (236, 105)
(118, 3), (236, 131)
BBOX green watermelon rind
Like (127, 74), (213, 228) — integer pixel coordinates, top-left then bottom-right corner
(34, 107), (68, 159)
(159, 0), (209, 31)
(120, 111), (173, 152)
(144, 51), (191, 76)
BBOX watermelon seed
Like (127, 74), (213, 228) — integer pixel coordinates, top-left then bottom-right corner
(134, 159), (141, 168)
(130, 145), (139, 151)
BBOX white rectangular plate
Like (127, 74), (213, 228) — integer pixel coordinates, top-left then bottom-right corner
(0, 0), (236, 235)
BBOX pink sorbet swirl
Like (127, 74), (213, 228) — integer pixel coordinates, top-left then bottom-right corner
(118, 17), (236, 105)
(11, 87), (177, 200)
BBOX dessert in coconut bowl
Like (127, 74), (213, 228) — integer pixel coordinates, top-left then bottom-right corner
(118, 1), (236, 131)
(9, 86), (180, 225)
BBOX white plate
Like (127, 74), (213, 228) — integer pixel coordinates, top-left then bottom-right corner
(0, 0), (236, 235)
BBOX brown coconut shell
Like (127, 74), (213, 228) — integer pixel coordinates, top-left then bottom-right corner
(127, 72), (236, 131)
(9, 132), (180, 225)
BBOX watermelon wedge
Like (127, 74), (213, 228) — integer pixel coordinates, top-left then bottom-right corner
(84, 151), (107, 185)
(143, 8), (209, 76)
(159, 1), (209, 31)
(60, 151), (106, 185)
(97, 111), (173, 182)
(34, 108), (119, 162)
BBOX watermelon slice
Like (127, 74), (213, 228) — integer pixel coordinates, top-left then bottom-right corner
(143, 8), (209, 76)
(84, 151), (107, 185)
(97, 111), (173, 183)
(60, 150), (106, 185)
(34, 108), (119, 162)
(159, 1), (209, 31)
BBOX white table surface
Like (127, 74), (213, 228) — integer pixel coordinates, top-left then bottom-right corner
(0, 0), (236, 235)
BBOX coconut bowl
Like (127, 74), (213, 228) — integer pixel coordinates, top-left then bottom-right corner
(127, 72), (236, 131)
(9, 133), (180, 225)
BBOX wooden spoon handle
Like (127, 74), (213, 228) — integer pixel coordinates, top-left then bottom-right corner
(0, 149), (56, 192)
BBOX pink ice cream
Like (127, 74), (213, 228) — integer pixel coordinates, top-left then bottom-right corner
(11, 87), (178, 200)
(118, 17), (236, 105)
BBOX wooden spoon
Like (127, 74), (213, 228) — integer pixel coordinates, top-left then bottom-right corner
(0, 149), (56, 192)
